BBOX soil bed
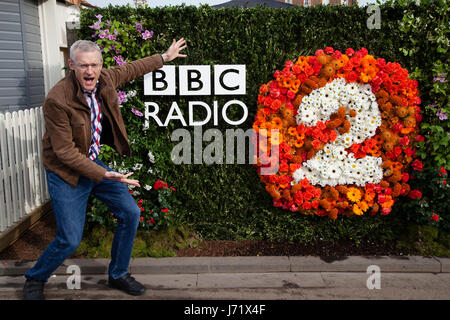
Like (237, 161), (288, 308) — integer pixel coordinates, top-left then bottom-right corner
(0, 212), (417, 260)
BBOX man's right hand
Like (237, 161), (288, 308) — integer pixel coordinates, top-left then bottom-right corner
(104, 171), (140, 187)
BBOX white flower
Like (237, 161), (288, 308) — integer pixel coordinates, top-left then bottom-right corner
(144, 185), (152, 191)
(300, 108), (317, 125)
(148, 151), (155, 163)
(133, 163), (143, 171)
(127, 90), (137, 98)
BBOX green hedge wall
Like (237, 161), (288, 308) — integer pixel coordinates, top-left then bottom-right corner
(79, 2), (449, 242)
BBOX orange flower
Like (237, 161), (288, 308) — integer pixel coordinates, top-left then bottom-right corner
(270, 133), (283, 146)
(347, 187), (362, 202)
(271, 117), (283, 129)
(288, 127), (297, 136)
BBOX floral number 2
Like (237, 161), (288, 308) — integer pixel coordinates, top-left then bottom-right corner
(293, 78), (383, 187)
(254, 47), (423, 219)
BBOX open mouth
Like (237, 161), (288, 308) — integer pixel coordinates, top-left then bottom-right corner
(83, 77), (95, 87)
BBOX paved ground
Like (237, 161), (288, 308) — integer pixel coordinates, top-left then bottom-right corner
(0, 256), (449, 300)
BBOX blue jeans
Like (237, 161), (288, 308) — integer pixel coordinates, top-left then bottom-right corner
(25, 157), (140, 281)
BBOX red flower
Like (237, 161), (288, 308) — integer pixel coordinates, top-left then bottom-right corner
(392, 123), (403, 133)
(154, 180), (168, 189)
(345, 48), (355, 57)
(401, 173), (409, 183)
(415, 135), (424, 142)
(312, 140), (321, 149)
(150, 218), (156, 224)
(411, 159), (424, 171)
(302, 202), (312, 210)
(161, 208), (169, 213)
(430, 213), (439, 222)
(408, 189), (422, 199)
(376, 58), (386, 69)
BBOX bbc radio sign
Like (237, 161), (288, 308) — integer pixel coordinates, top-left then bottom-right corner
(144, 65), (246, 96)
(143, 65), (248, 127)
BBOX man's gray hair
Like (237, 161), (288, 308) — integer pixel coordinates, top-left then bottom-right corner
(70, 40), (102, 62)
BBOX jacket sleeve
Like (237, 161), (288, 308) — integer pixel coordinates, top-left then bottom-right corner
(43, 98), (107, 182)
(104, 54), (164, 89)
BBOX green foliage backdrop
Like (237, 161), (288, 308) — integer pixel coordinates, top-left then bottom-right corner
(78, 1), (449, 242)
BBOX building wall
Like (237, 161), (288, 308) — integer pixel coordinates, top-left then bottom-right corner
(0, 0), (45, 112)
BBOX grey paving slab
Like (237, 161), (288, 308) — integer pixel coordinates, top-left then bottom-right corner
(289, 256), (442, 273)
(435, 257), (450, 272)
(209, 256), (291, 273)
(0, 260), (35, 276)
(130, 257), (211, 274)
(197, 272), (326, 289)
(320, 272), (450, 290)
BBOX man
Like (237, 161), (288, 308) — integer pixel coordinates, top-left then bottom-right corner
(22, 38), (187, 300)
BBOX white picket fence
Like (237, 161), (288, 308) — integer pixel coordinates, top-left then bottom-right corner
(0, 107), (49, 233)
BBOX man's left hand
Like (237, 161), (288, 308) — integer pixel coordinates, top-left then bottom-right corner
(162, 38), (187, 62)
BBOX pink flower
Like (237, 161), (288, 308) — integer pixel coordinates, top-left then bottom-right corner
(117, 91), (127, 104)
(285, 60), (294, 68)
(399, 136), (410, 146)
(315, 49), (325, 56)
(345, 48), (355, 57)
(332, 50), (342, 60)
(113, 55), (127, 66)
(135, 22), (143, 32)
(142, 30), (154, 40)
(324, 47), (334, 54)
(131, 108), (143, 117)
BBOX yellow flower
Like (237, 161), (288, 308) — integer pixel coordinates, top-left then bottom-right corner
(347, 187), (362, 202)
(353, 204), (363, 215)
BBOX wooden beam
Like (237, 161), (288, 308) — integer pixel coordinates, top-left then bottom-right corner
(0, 200), (53, 253)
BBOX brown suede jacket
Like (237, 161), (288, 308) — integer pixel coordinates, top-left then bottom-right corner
(41, 54), (163, 188)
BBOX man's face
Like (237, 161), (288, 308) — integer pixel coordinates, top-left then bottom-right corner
(68, 49), (103, 92)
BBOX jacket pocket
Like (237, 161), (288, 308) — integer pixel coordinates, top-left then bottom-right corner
(72, 122), (89, 154)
